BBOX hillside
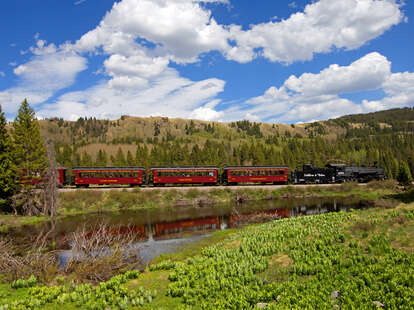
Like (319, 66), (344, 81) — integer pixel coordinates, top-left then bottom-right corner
(38, 108), (414, 179)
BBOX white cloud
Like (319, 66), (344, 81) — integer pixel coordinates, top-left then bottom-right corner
(13, 52), (87, 91)
(0, 72), (5, 78)
(227, 52), (414, 123)
(74, 0), (231, 63)
(0, 89), (51, 114)
(362, 72), (414, 111)
(191, 103), (224, 121)
(227, 0), (403, 63)
(288, 2), (297, 9)
(283, 52), (391, 96)
(0, 39), (87, 114)
(74, 0), (403, 65)
(37, 69), (225, 120)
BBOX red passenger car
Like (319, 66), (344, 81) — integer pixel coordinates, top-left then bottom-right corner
(72, 167), (145, 187)
(222, 166), (288, 185)
(150, 166), (219, 186)
(155, 217), (219, 237)
(21, 167), (67, 187)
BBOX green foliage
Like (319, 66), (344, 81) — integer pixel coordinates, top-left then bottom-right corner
(149, 260), (180, 271)
(12, 99), (47, 173)
(114, 147), (126, 166)
(398, 161), (413, 185)
(164, 210), (414, 309)
(0, 104), (18, 206)
(4, 270), (155, 310)
(231, 120), (263, 138)
(11, 275), (37, 289)
(95, 149), (108, 166)
(11, 100), (48, 215)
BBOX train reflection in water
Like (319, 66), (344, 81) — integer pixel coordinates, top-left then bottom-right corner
(51, 198), (377, 266)
(79, 199), (362, 242)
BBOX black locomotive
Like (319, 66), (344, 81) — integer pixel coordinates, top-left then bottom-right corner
(291, 164), (384, 184)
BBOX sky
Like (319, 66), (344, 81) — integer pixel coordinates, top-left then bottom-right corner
(1, 0), (413, 123)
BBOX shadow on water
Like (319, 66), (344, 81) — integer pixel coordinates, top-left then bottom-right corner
(11, 196), (380, 266)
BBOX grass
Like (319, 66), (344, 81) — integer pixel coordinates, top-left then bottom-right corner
(1, 201), (414, 309)
(0, 214), (49, 233)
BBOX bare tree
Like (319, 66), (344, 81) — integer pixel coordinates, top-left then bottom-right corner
(65, 223), (143, 282)
(42, 139), (58, 217)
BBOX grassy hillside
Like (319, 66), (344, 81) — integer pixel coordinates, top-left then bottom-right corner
(38, 108), (414, 179)
(40, 108), (414, 150)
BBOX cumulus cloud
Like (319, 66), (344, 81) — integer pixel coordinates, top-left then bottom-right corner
(74, 0), (403, 65)
(284, 52), (391, 96)
(361, 72), (414, 112)
(227, 0), (403, 63)
(36, 69), (225, 120)
(0, 39), (87, 114)
(229, 52), (414, 123)
(74, 0), (230, 63)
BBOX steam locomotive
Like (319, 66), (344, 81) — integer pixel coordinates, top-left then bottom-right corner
(291, 163), (385, 184)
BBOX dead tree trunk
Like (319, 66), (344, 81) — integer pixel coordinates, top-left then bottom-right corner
(42, 140), (58, 218)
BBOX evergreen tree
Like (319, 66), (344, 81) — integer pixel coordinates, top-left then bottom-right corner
(95, 149), (108, 166)
(81, 150), (92, 166)
(397, 161), (413, 185)
(0, 104), (18, 209)
(12, 99), (47, 215)
(126, 150), (134, 166)
(115, 147), (126, 166)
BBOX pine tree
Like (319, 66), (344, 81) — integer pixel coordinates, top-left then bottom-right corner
(397, 161), (413, 185)
(115, 147), (126, 166)
(0, 104), (18, 210)
(95, 149), (108, 166)
(12, 99), (47, 215)
(126, 150), (134, 166)
(81, 150), (92, 166)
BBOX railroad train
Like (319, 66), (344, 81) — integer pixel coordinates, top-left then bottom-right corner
(36, 163), (384, 188)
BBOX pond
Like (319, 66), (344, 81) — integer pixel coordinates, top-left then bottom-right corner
(10, 196), (377, 266)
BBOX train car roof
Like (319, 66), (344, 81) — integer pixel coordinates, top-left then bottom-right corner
(72, 166), (146, 171)
(222, 166), (289, 170)
(150, 166), (219, 170)
(325, 163), (346, 167)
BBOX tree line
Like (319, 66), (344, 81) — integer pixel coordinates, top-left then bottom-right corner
(1, 100), (413, 217)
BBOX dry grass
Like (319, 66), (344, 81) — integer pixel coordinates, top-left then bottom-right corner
(269, 254), (293, 268)
(224, 239), (241, 249)
(352, 220), (377, 232)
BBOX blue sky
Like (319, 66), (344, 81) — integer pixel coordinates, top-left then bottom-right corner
(1, 0), (413, 123)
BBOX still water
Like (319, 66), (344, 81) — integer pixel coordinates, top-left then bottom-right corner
(12, 196), (376, 266)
